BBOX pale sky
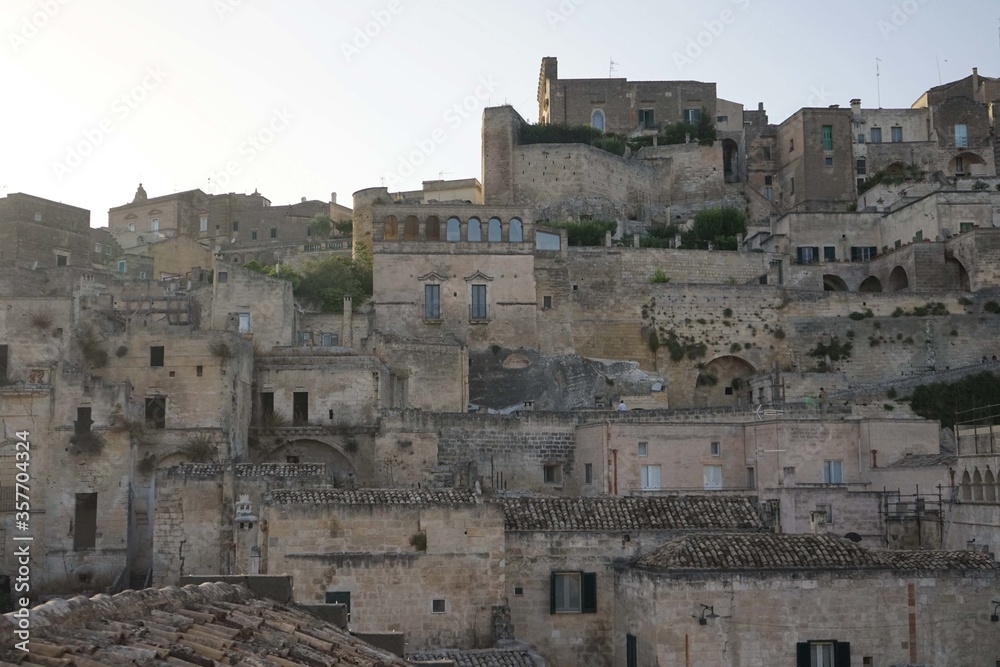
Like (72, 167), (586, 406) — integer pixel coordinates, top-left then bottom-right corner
(3, 0), (998, 226)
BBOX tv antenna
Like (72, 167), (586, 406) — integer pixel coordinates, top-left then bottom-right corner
(876, 58), (882, 108)
(609, 58), (619, 78)
(438, 171), (452, 179)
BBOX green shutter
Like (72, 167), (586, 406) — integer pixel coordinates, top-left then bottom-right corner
(796, 643), (811, 667)
(581, 572), (597, 613)
(834, 641), (851, 667)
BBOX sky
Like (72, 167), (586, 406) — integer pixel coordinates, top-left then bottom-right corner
(2, 0), (999, 226)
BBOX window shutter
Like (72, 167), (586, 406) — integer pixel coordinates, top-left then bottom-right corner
(796, 643), (811, 667)
(581, 572), (597, 613)
(834, 642), (851, 667)
(549, 573), (557, 615)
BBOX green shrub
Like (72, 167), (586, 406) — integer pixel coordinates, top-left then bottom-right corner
(730, 342), (742, 353)
(182, 433), (217, 463)
(409, 532), (427, 551)
(651, 269), (671, 284)
(723, 308), (733, 318)
(547, 220), (617, 246)
(911, 372), (1000, 428)
(848, 312), (867, 321)
(985, 301), (1000, 314)
(809, 337), (852, 362)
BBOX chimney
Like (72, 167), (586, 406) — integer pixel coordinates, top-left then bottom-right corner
(331, 192), (337, 205)
(301, 197), (307, 203)
(810, 511), (828, 535)
(758, 102), (764, 112)
(850, 98), (861, 117)
(973, 67), (980, 96)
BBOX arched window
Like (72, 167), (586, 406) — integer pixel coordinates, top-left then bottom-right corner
(384, 215), (399, 240)
(973, 469), (984, 501)
(986, 469), (996, 502)
(962, 470), (972, 501)
(446, 217), (461, 242)
(403, 216), (420, 240)
(426, 216), (441, 241)
(592, 109), (605, 132)
(488, 217), (502, 242)
(468, 218), (482, 242)
(509, 218), (523, 243)
(232, 256), (240, 263)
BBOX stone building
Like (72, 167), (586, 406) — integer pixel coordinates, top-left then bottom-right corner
(0, 193), (93, 270)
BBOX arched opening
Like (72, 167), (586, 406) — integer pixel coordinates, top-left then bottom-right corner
(257, 250), (276, 265)
(693, 355), (757, 408)
(488, 217), (502, 242)
(244, 253), (255, 263)
(962, 470), (972, 501)
(985, 469), (996, 502)
(384, 215), (399, 240)
(265, 438), (357, 485)
(467, 218), (482, 242)
(888, 266), (909, 292)
(973, 468), (984, 501)
(883, 161), (906, 178)
(446, 217), (461, 242)
(950, 151), (987, 177)
(591, 109), (605, 132)
(823, 275), (849, 292)
(232, 256), (240, 263)
(945, 256), (971, 291)
(403, 216), (420, 240)
(858, 276), (882, 292)
(509, 218), (523, 242)
(722, 138), (739, 183)
(425, 216), (441, 241)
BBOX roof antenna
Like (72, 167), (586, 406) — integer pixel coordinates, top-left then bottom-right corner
(609, 58), (618, 78)
(876, 58), (882, 108)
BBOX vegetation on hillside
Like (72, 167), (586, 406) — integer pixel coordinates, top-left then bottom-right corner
(910, 372), (1000, 429)
(640, 207), (747, 251)
(243, 244), (372, 312)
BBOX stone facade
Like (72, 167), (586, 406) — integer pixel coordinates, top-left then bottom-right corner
(0, 193), (94, 270)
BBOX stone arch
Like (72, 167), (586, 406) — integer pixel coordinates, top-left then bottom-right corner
(232, 255), (240, 263)
(951, 151), (986, 176)
(425, 216), (441, 241)
(509, 218), (523, 242)
(265, 438), (357, 485)
(488, 217), (502, 243)
(403, 216), (420, 240)
(888, 266), (909, 292)
(384, 215), (399, 240)
(973, 468), (984, 501)
(467, 217), (482, 242)
(446, 217), (461, 242)
(591, 109), (605, 132)
(243, 253), (256, 264)
(986, 468), (996, 502)
(859, 276), (882, 292)
(722, 138), (739, 182)
(961, 470), (972, 501)
(823, 274), (849, 292)
(694, 355), (757, 408)
(883, 161), (907, 178)
(946, 256), (971, 291)
(257, 250), (276, 265)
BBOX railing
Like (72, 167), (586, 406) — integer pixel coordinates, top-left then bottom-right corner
(303, 240), (352, 252)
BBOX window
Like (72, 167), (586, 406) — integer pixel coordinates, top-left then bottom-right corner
(251, 230), (257, 241)
(823, 246), (836, 261)
(260, 392), (274, 421)
(95, 243), (102, 253)
(424, 285), (441, 320)
(914, 230), (923, 242)
(232, 220), (239, 232)
(33, 212), (42, 222)
(746, 467), (756, 489)
(237, 313), (251, 333)
(196, 365), (203, 377)
(591, 109), (605, 132)
(321, 333), (339, 347)
(894, 239), (902, 249)
(128, 222), (136, 232)
(960, 221), (975, 233)
(856, 157), (866, 175)
(105, 245), (111, 255)
(446, 217), (461, 241)
(56, 254), (68, 266)
(857, 133), (865, 144)
(432, 599), (446, 613)
(638, 441), (648, 457)
(0, 345), (8, 383)
(535, 231), (561, 251)
(543, 295), (552, 310)
(117, 260), (126, 273)
(710, 441), (721, 457)
(488, 217), (502, 242)
(796, 640), (850, 667)
(150, 346), (164, 367)
(626, 634), (638, 667)
(824, 157), (833, 166)
(870, 127), (882, 143)
(269, 228), (277, 239)
(145, 397), (166, 429)
(139, 271), (146, 279)
(954, 123), (968, 148)
(293, 392), (309, 426)
(550, 572), (596, 614)
(514, 587), (524, 596)
(891, 126), (902, 143)
(425, 216), (441, 240)
(200, 215), (208, 232)
(75, 407), (93, 435)
(764, 175), (773, 185)
(640, 465), (660, 490)
(816, 503), (833, 524)
(955, 156), (966, 175)
(765, 187), (773, 201)
(543, 464), (562, 485)
(821, 125), (833, 151)
(796, 247), (819, 264)
(285, 455), (299, 464)
(789, 138), (794, 152)
(151, 218), (159, 233)
(717, 115), (728, 123)
(703, 465), (722, 490)
(639, 109), (655, 128)
(850, 246), (877, 262)
(509, 218), (523, 242)
(471, 284), (487, 321)
(790, 177), (795, 194)
(73, 493), (98, 550)
(584, 463), (593, 484)
(467, 218), (482, 242)
(823, 460), (844, 484)
(217, 271), (228, 283)
(683, 108), (701, 124)
(763, 146), (772, 159)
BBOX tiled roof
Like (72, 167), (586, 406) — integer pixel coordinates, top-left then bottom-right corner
(635, 533), (1000, 571)
(409, 647), (542, 667)
(270, 488), (479, 505)
(0, 582), (408, 665)
(884, 453), (957, 469)
(162, 463), (329, 478)
(500, 496), (764, 531)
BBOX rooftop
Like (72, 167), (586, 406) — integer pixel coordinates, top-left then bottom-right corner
(634, 533), (1000, 572)
(0, 582), (408, 665)
(270, 488), (479, 505)
(884, 453), (957, 469)
(501, 496), (764, 531)
(409, 646), (543, 667)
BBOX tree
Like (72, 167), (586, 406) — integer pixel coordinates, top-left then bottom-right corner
(308, 214), (333, 239)
(688, 207), (747, 250)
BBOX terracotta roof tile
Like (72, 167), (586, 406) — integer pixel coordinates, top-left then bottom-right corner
(409, 647), (542, 667)
(270, 488), (479, 505)
(163, 463), (328, 478)
(884, 453), (957, 469)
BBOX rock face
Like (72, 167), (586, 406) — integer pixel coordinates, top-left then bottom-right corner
(469, 347), (664, 411)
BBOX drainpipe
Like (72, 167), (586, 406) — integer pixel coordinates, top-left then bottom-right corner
(612, 449), (619, 496)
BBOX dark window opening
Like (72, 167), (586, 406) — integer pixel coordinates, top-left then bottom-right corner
(196, 365), (203, 377)
(217, 271), (228, 283)
(432, 599), (446, 613)
(471, 284), (487, 320)
(293, 392), (309, 426)
(145, 397), (166, 429)
(626, 634), (638, 667)
(56, 255), (68, 267)
(270, 228), (277, 239)
(73, 493), (98, 550)
(796, 640), (851, 667)
(251, 231), (257, 241)
(543, 295), (552, 310)
(823, 246), (836, 261)
(0, 345), (8, 382)
(424, 284), (441, 320)
(150, 346), (164, 367)
(75, 407), (93, 435)
(286, 455), (300, 464)
(550, 571), (597, 614)
(585, 463), (593, 484)
(639, 109), (655, 129)
(514, 586), (524, 596)
(261, 392), (274, 421)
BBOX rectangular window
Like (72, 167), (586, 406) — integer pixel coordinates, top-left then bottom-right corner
(703, 465), (722, 490)
(895, 239), (902, 249)
(823, 460), (844, 484)
(584, 463), (593, 484)
(117, 260), (126, 274)
(237, 313), (251, 333)
(128, 222), (136, 232)
(56, 254), (68, 266)
(260, 391), (274, 421)
(955, 156), (965, 174)
(196, 365), (203, 377)
(823, 246), (836, 261)
(914, 230), (923, 242)
(543, 464), (562, 485)
(293, 391), (309, 426)
(550, 572), (596, 614)
(764, 175), (773, 185)
(796, 247), (819, 264)
(0, 345), (8, 383)
(960, 221), (975, 233)
(857, 134), (865, 144)
(251, 230), (258, 241)
(270, 228), (277, 239)
(638, 441), (648, 457)
(95, 243), (102, 253)
(954, 124), (968, 148)
(640, 464), (661, 490)
(151, 218), (159, 233)
(232, 220), (239, 232)
(746, 467), (756, 489)
(821, 125), (833, 151)
(850, 246), (877, 262)
(716, 115), (727, 124)
(217, 271), (228, 283)
(471, 284), (487, 320)
(200, 215), (208, 232)
(145, 397), (166, 429)
(105, 245), (112, 255)
(891, 126), (902, 143)
(73, 493), (98, 550)
(150, 346), (164, 367)
(789, 138), (794, 152)
(321, 333), (339, 347)
(639, 109), (655, 128)
(75, 407), (92, 435)
(763, 146), (772, 159)
(816, 503), (833, 524)
(870, 127), (882, 143)
(796, 641), (850, 667)
(790, 177), (795, 194)
(824, 156), (834, 166)
(626, 634), (638, 667)
(856, 158), (867, 175)
(765, 187), (773, 201)
(683, 108), (701, 124)
(424, 284), (441, 320)
(139, 271), (146, 279)
(432, 599), (446, 614)
(543, 295), (552, 310)
(710, 441), (721, 457)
